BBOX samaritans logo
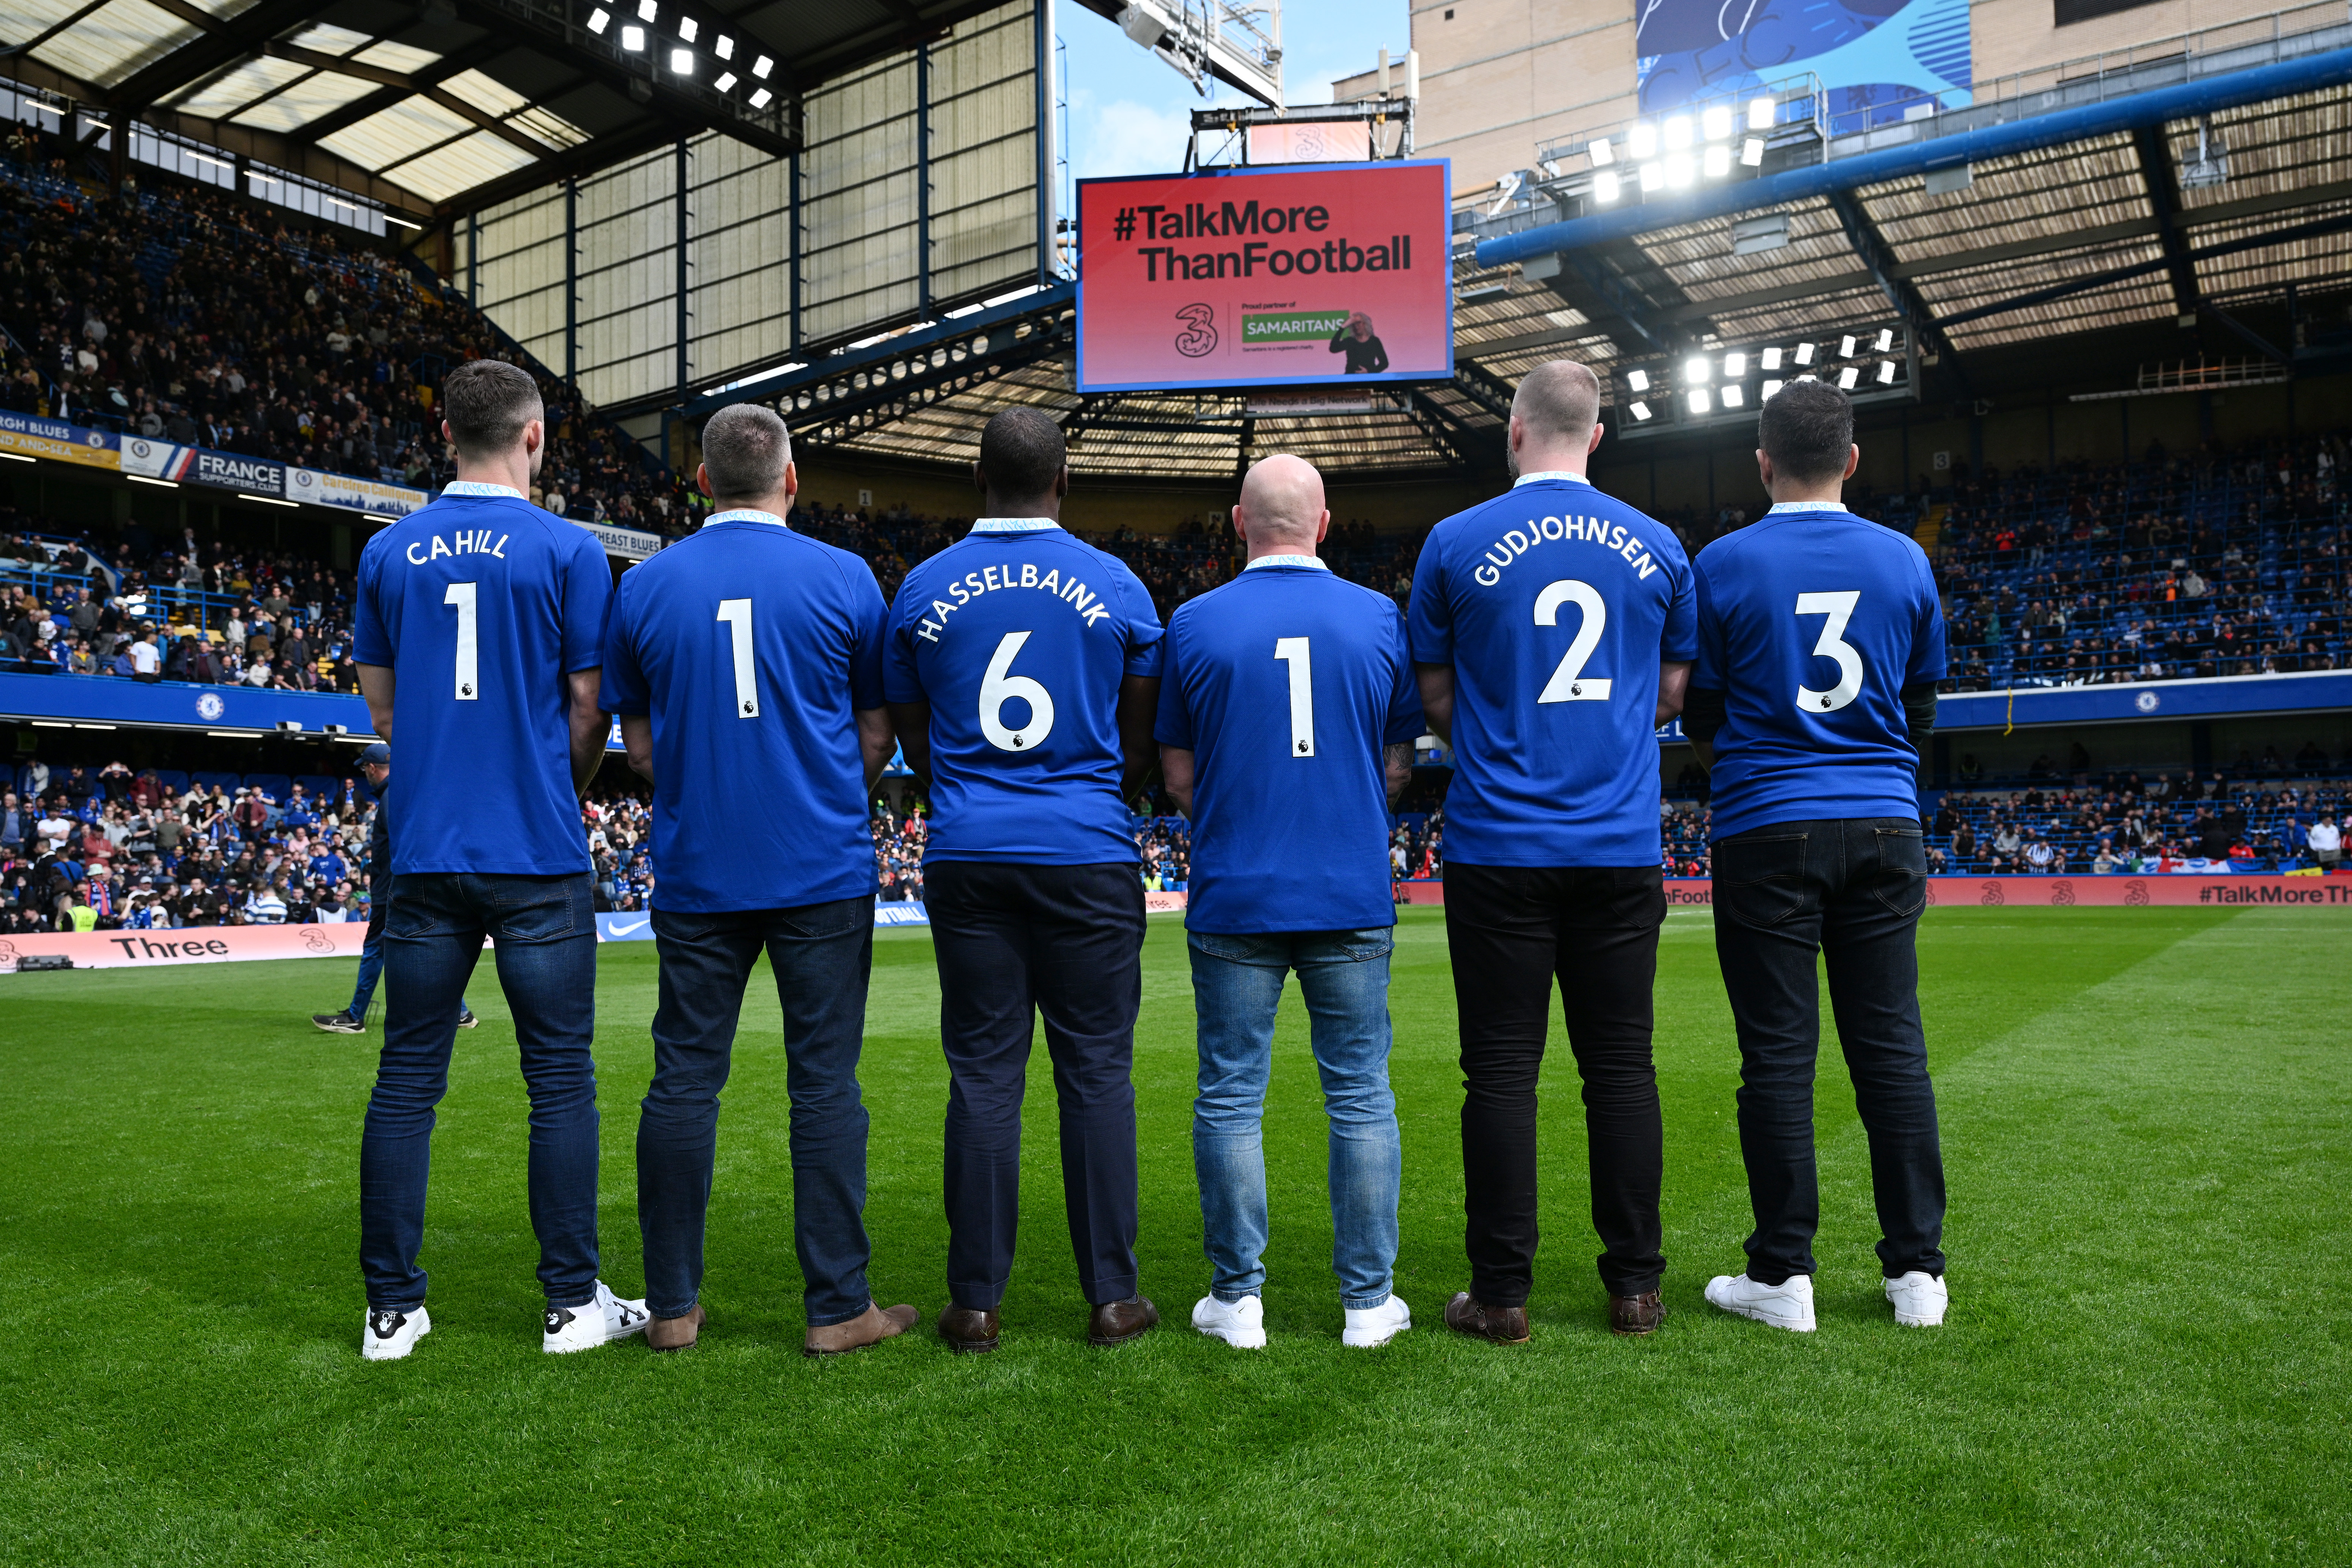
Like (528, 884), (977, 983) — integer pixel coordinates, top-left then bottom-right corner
(1243, 311), (1350, 343)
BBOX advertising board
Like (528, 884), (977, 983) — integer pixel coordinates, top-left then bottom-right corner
(1075, 161), (1452, 394)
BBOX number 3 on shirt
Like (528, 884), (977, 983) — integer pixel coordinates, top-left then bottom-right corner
(980, 631), (1055, 750)
(1794, 590), (1864, 713)
(1533, 579), (1610, 702)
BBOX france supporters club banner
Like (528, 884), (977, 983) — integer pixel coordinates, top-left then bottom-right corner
(118, 435), (428, 517)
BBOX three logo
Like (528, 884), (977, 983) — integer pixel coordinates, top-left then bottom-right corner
(1173, 303), (1218, 358)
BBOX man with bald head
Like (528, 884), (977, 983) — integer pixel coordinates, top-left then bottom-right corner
(1409, 358), (1696, 1343)
(1156, 454), (1425, 1350)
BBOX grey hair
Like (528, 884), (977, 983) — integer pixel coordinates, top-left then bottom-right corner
(700, 402), (793, 499)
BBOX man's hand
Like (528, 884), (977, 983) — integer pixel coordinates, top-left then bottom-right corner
(566, 668), (608, 798)
(1159, 745), (1195, 817)
(1117, 674), (1161, 802)
(1655, 659), (1692, 729)
(1384, 741), (1413, 806)
(888, 700), (932, 787)
(857, 706), (896, 793)
(1415, 662), (1454, 746)
(356, 662), (394, 740)
(620, 713), (654, 785)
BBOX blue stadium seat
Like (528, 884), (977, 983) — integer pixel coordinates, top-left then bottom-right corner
(155, 770), (190, 795)
(190, 770), (240, 796)
(294, 773), (341, 803)
(244, 772), (291, 803)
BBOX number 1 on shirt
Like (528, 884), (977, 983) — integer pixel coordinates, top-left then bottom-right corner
(717, 597), (758, 718)
(1274, 636), (1315, 756)
(444, 581), (477, 700)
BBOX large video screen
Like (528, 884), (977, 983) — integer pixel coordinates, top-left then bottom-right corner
(1075, 161), (1452, 395)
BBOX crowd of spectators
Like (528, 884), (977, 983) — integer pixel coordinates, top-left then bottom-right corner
(1926, 767), (2348, 875)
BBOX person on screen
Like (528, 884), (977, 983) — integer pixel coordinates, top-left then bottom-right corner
(1329, 312), (1388, 375)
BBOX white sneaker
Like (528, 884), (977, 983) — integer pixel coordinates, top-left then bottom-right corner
(1342, 1293), (1412, 1349)
(1190, 1293), (1267, 1349)
(360, 1305), (430, 1361)
(1884, 1271), (1948, 1326)
(542, 1280), (651, 1354)
(1704, 1272), (1817, 1332)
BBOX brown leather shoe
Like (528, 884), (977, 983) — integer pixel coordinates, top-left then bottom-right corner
(937, 1304), (1001, 1355)
(805, 1301), (920, 1357)
(1610, 1291), (1667, 1337)
(1087, 1295), (1159, 1347)
(1443, 1291), (1530, 1344)
(648, 1303), (706, 1353)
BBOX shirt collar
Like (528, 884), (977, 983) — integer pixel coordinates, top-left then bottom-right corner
(1766, 499), (1850, 514)
(707, 508), (788, 529)
(1512, 471), (1591, 488)
(969, 517), (1062, 533)
(444, 480), (523, 499)
(1244, 552), (1329, 571)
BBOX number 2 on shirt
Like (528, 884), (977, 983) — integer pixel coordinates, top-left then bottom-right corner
(1794, 590), (1864, 713)
(1533, 579), (1610, 702)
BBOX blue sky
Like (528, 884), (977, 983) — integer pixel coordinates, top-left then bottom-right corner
(1056, 0), (1413, 185)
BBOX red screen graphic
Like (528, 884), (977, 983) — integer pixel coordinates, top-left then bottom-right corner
(1075, 161), (1453, 394)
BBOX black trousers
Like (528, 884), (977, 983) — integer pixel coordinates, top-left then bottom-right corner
(1712, 818), (1946, 1285)
(925, 860), (1145, 1310)
(1443, 862), (1666, 1304)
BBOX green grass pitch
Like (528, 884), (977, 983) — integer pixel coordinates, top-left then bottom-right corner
(2, 906), (2347, 1564)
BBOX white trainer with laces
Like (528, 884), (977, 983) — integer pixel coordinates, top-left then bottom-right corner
(1342, 1293), (1412, 1349)
(542, 1280), (651, 1354)
(1704, 1272), (1817, 1332)
(1884, 1271), (1948, 1326)
(1190, 1293), (1267, 1349)
(360, 1305), (430, 1361)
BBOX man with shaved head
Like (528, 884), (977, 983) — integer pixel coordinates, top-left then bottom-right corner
(1409, 357), (1696, 1344)
(1155, 454), (1424, 1351)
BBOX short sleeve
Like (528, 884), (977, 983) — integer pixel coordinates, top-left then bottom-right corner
(882, 569), (927, 704)
(1406, 535), (1452, 664)
(1380, 602), (1425, 745)
(1660, 553), (1699, 664)
(1906, 552), (1948, 685)
(559, 528), (613, 673)
(1152, 617), (1194, 749)
(597, 575), (648, 715)
(1120, 568), (1166, 678)
(352, 537), (393, 666)
(1690, 552), (1727, 692)
(846, 563), (889, 710)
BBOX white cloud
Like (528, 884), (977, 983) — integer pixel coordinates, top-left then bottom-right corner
(1067, 90), (1196, 182)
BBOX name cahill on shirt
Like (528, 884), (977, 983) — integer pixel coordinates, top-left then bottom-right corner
(1472, 512), (1663, 588)
(403, 528), (510, 565)
(912, 562), (1114, 643)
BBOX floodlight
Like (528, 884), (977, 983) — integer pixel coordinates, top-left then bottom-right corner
(1665, 153), (1694, 188)
(1796, 372), (1816, 382)
(1877, 359), (1898, 384)
(716, 34), (733, 58)
(1874, 327), (1895, 352)
(1593, 171), (1622, 204)
(1760, 346), (1782, 370)
(1702, 144), (1731, 178)
(1628, 122), (1657, 159)
(670, 47), (693, 73)
(621, 24), (645, 49)
(1793, 341), (1815, 365)
(752, 54), (773, 77)
(1687, 387), (1711, 414)
(1839, 334), (1857, 357)
(1721, 384), (1745, 408)
(1630, 401), (1653, 421)
(1684, 355), (1711, 383)
(1724, 351), (1746, 377)
(749, 86), (771, 107)
(1740, 137), (1765, 168)
(637, 0), (656, 17)
(1589, 136), (1614, 166)
(1838, 365), (1860, 389)
(714, 71), (735, 91)
(1702, 105), (1732, 141)
(1761, 378), (1784, 399)
(1638, 161), (1663, 192)
(1748, 96), (1775, 130)
(678, 17), (697, 40)
(1664, 115), (1693, 150)
(1625, 368), (1650, 392)
(588, 7), (611, 33)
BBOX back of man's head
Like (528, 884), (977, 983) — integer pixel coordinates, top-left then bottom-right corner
(1758, 379), (1854, 485)
(699, 403), (792, 501)
(976, 408), (1066, 506)
(1511, 359), (1602, 445)
(441, 360), (543, 460)
(1235, 454), (1326, 550)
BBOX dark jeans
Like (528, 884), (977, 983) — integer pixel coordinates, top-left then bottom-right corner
(926, 860), (1145, 1310)
(359, 871), (601, 1311)
(639, 896), (877, 1326)
(1444, 862), (1667, 1304)
(1712, 818), (1946, 1285)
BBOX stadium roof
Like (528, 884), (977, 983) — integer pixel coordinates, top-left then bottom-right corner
(0, 0), (1012, 220)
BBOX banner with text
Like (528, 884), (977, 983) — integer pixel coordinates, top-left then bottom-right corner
(0, 409), (119, 470)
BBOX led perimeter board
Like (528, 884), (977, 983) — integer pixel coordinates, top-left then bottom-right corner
(1074, 160), (1453, 395)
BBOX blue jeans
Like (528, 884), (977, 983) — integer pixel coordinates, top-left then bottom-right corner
(1188, 927), (1401, 1309)
(639, 897), (877, 1326)
(359, 872), (602, 1311)
(349, 881), (468, 1019)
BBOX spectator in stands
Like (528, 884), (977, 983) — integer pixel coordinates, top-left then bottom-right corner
(0, 791), (19, 857)
(2311, 812), (2344, 871)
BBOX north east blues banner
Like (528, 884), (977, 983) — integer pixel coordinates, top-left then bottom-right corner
(0, 409), (119, 469)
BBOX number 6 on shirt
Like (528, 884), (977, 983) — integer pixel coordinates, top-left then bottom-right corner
(980, 630), (1055, 751)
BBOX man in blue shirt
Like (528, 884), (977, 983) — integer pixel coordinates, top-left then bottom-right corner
(602, 402), (920, 1358)
(350, 359), (645, 1362)
(1157, 455), (1423, 1351)
(1684, 378), (1949, 1334)
(1408, 360), (1695, 1343)
(885, 407), (1165, 1352)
